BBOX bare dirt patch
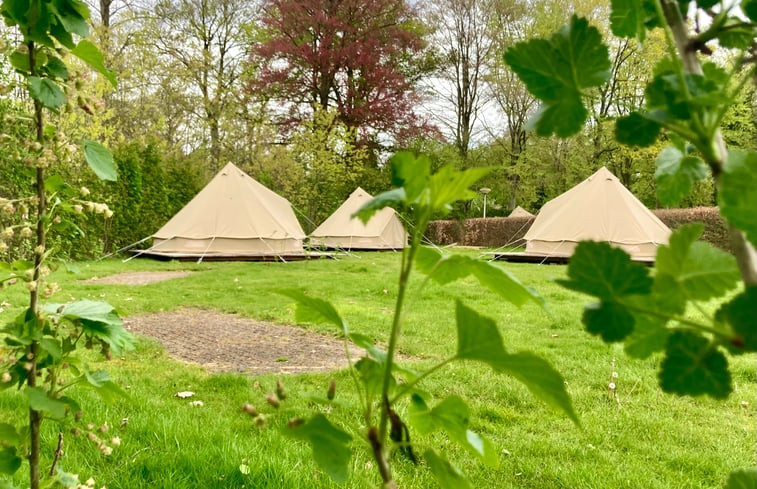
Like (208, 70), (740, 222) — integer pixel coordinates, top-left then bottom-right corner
(83, 271), (194, 285)
(124, 308), (359, 375)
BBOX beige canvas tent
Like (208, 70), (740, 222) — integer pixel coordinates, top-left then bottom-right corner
(146, 163), (306, 259)
(508, 206), (534, 218)
(520, 166), (670, 261)
(309, 187), (406, 250)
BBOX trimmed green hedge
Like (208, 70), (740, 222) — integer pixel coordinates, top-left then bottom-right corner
(427, 207), (730, 252)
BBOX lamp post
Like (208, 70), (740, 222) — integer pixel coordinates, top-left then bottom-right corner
(479, 187), (491, 218)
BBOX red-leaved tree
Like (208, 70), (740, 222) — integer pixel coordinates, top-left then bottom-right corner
(251, 0), (432, 144)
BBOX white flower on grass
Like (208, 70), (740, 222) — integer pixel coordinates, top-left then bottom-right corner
(608, 382), (616, 390)
(611, 371), (618, 378)
(189, 400), (204, 407)
(176, 391), (194, 398)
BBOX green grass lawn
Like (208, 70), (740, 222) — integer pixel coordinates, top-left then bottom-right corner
(1, 250), (755, 488)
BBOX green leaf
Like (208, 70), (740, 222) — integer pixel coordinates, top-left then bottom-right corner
(424, 449), (472, 489)
(715, 287), (757, 352)
(454, 301), (506, 363)
(390, 151), (430, 203)
(9, 49), (30, 73)
(558, 241), (652, 300)
(719, 150), (757, 248)
(624, 313), (671, 359)
(615, 112), (661, 147)
(39, 337), (62, 361)
(45, 300), (133, 354)
(50, 0), (90, 37)
(655, 146), (710, 206)
(429, 165), (494, 216)
(279, 290), (347, 335)
(716, 17), (757, 49)
(82, 369), (128, 403)
(287, 414), (352, 482)
(83, 140), (117, 181)
(656, 224), (740, 301)
(417, 249), (541, 307)
(71, 39), (116, 87)
(408, 394), (433, 434)
(582, 301), (635, 342)
(490, 352), (578, 425)
(724, 468), (757, 489)
(28, 77), (65, 110)
(659, 331), (731, 399)
(43, 56), (69, 80)
(0, 424), (19, 446)
(743, 0), (757, 22)
(503, 15), (610, 137)
(0, 447), (22, 476)
(409, 394), (498, 467)
(609, 0), (654, 41)
(353, 188), (405, 224)
(24, 386), (66, 418)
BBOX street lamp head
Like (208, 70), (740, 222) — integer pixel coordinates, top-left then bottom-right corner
(479, 187), (491, 195)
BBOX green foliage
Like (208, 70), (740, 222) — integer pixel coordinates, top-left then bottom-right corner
(505, 3), (757, 482)
(0, 0), (133, 487)
(279, 152), (573, 487)
(502, 15), (610, 137)
(286, 414), (352, 482)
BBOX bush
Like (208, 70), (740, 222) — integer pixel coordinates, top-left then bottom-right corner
(653, 207), (730, 252)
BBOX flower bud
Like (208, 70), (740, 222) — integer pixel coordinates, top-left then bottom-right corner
(265, 393), (280, 409)
(1, 372), (11, 383)
(242, 403), (258, 416)
(276, 379), (287, 400)
(327, 379), (336, 401)
(287, 417), (304, 428)
(80, 187), (90, 196)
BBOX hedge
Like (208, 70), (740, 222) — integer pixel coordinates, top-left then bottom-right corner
(426, 207), (730, 252)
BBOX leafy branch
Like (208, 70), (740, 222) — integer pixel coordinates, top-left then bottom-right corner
(271, 152), (575, 488)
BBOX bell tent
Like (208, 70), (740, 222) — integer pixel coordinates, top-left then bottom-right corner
(309, 187), (406, 250)
(508, 206), (534, 218)
(493, 167), (670, 263)
(144, 163), (306, 260)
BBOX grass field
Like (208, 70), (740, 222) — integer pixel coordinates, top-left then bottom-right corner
(1, 249), (755, 488)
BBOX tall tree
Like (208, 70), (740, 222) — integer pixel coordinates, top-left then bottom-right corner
(251, 0), (429, 145)
(149, 0), (252, 171)
(424, 0), (496, 160)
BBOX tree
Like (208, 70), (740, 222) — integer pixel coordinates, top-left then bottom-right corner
(424, 0), (496, 160)
(147, 0), (252, 172)
(251, 0), (430, 145)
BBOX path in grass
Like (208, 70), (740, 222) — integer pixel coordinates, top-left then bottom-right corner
(124, 307), (361, 374)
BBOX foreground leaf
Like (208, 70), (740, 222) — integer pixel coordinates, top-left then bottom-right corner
(72, 40), (117, 87)
(279, 290), (347, 335)
(46, 300), (133, 354)
(503, 15), (610, 137)
(615, 112), (661, 147)
(656, 224), (740, 301)
(29, 77), (65, 110)
(655, 146), (709, 206)
(454, 301), (506, 364)
(83, 140), (117, 181)
(659, 331), (731, 399)
(558, 241), (652, 300)
(582, 301), (635, 342)
(490, 352), (578, 425)
(424, 449), (472, 489)
(287, 414), (352, 482)
(0, 424), (19, 447)
(0, 447), (22, 475)
(724, 467), (757, 489)
(715, 287), (757, 352)
(24, 386), (66, 418)
(417, 248), (541, 307)
(719, 150), (757, 248)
